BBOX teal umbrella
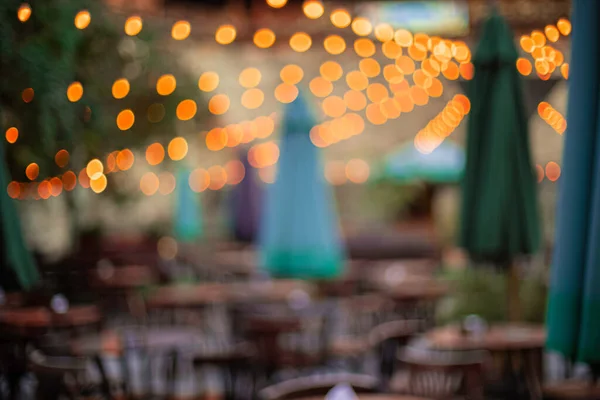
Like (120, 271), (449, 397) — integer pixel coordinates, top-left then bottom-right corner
(458, 10), (540, 319)
(547, 0), (600, 369)
(0, 139), (39, 289)
(259, 93), (344, 279)
(378, 140), (465, 183)
(173, 168), (203, 242)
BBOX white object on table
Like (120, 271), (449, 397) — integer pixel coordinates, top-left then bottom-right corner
(325, 383), (359, 400)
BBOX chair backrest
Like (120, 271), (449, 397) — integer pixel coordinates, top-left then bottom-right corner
(258, 373), (379, 400)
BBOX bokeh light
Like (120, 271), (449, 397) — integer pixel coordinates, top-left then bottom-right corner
(18, 4), (31, 22)
(366, 83), (389, 103)
(561, 63), (569, 79)
(380, 97), (401, 119)
(557, 18), (571, 36)
(106, 152), (118, 173)
(346, 159), (370, 183)
(79, 168), (90, 188)
(330, 9), (351, 28)
(346, 71), (369, 91)
(352, 17), (372, 36)
(148, 103), (165, 123)
(90, 174), (107, 194)
(280, 64), (304, 85)
(225, 160), (245, 185)
(343, 90), (367, 111)
(116, 109), (135, 130)
(309, 77), (333, 98)
(208, 165), (227, 190)
(249, 142), (280, 168)
(124, 16), (143, 36)
(112, 78), (130, 99)
(62, 171), (77, 191)
(116, 149), (134, 171)
(225, 124), (243, 148)
(303, 1), (324, 19)
(21, 88), (34, 103)
(426, 78), (443, 98)
(545, 161), (561, 182)
(215, 25), (236, 45)
(365, 103), (387, 125)
(382, 41), (402, 59)
(274, 83), (298, 103)
(55, 149), (69, 168)
(290, 32), (312, 52)
(536, 164), (544, 183)
(158, 172), (176, 195)
(354, 38), (376, 58)
(74, 10), (91, 30)
(189, 168), (210, 192)
(383, 65), (404, 83)
(394, 29), (413, 47)
(545, 25), (559, 42)
(156, 74), (176, 96)
(520, 35), (535, 53)
(86, 159), (104, 180)
(325, 161), (347, 185)
(395, 56), (415, 74)
(324, 35), (346, 55)
(198, 72), (219, 92)
(7, 181), (20, 199)
(267, 0), (287, 8)
(459, 63), (474, 80)
(5, 127), (18, 144)
(140, 172), (159, 195)
(374, 23), (394, 42)
(25, 163), (39, 180)
(66, 83), (83, 102)
(516, 58), (533, 76)
(168, 137), (188, 161)
(146, 143), (165, 166)
(322, 96), (346, 118)
(254, 29), (276, 49)
(172, 21), (191, 40)
(239, 68), (262, 88)
(176, 99), (197, 121)
(38, 181), (51, 199)
(209, 94), (230, 115)
(241, 88), (265, 109)
(320, 61), (343, 81)
(206, 127), (228, 151)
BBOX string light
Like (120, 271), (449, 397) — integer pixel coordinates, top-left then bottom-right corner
(116, 109), (135, 130)
(25, 163), (39, 180)
(156, 74), (176, 96)
(215, 25), (236, 44)
(168, 137), (188, 160)
(176, 99), (197, 121)
(351, 17), (372, 36)
(112, 78), (130, 99)
(267, 0), (288, 8)
(199, 72), (219, 92)
(303, 1), (324, 19)
(209, 94), (230, 115)
(86, 159), (103, 180)
(330, 9), (351, 28)
(18, 4), (31, 22)
(289, 32), (312, 52)
(254, 29), (276, 49)
(55, 150), (69, 168)
(90, 174), (107, 194)
(324, 35), (346, 55)
(74, 10), (91, 29)
(5, 127), (18, 144)
(320, 61), (343, 81)
(124, 16), (143, 36)
(172, 21), (191, 40)
(239, 68), (262, 88)
(538, 101), (566, 135)
(274, 83), (298, 103)
(280, 64), (304, 85)
(146, 143), (165, 166)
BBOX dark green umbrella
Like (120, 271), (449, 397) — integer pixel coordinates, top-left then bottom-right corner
(547, 0), (600, 369)
(459, 10), (540, 319)
(0, 139), (39, 289)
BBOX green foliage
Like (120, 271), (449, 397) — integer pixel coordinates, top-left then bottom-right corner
(1, 0), (205, 180)
(436, 266), (548, 324)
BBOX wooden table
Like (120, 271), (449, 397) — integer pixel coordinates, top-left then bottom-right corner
(89, 264), (157, 290)
(0, 305), (102, 334)
(426, 324), (546, 399)
(146, 280), (314, 309)
(426, 324), (546, 352)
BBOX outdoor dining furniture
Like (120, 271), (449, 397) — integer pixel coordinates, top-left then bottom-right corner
(425, 324), (546, 399)
(542, 380), (600, 400)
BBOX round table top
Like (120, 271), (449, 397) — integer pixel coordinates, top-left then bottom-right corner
(146, 279), (314, 308)
(383, 278), (449, 301)
(71, 327), (205, 356)
(0, 305), (101, 329)
(426, 323), (546, 351)
(89, 264), (157, 289)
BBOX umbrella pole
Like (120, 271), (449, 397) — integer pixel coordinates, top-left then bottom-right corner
(507, 261), (521, 321)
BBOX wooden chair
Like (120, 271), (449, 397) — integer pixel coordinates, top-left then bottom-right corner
(258, 372), (379, 400)
(392, 339), (487, 400)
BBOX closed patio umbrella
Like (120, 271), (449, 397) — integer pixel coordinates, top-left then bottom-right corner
(547, 0), (600, 369)
(173, 168), (203, 242)
(0, 139), (39, 289)
(230, 150), (262, 243)
(458, 10), (540, 320)
(259, 93), (344, 279)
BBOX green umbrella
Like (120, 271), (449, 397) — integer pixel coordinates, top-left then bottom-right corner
(546, 0), (600, 369)
(0, 139), (39, 289)
(173, 168), (203, 242)
(459, 10), (540, 320)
